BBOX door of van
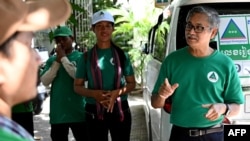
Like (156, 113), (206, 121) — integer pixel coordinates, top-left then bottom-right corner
(142, 5), (172, 141)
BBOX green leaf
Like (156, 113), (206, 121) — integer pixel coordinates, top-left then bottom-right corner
(70, 2), (85, 12)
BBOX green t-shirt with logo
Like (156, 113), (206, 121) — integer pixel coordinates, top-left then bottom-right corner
(41, 51), (86, 124)
(152, 47), (244, 127)
(76, 47), (134, 104)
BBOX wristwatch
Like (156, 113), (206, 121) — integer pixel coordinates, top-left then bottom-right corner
(223, 104), (230, 116)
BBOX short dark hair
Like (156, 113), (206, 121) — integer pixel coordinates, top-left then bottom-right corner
(186, 6), (220, 28)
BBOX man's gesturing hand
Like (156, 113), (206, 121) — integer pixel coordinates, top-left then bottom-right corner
(158, 78), (179, 99)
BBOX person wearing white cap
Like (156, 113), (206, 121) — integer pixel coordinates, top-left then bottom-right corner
(0, 0), (71, 141)
(74, 10), (136, 141)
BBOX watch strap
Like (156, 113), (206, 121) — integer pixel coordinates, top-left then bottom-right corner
(223, 104), (230, 116)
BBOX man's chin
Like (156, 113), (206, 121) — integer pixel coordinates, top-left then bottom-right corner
(25, 90), (37, 102)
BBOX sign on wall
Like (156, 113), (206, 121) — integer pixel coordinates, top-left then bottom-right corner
(155, 0), (169, 8)
(216, 15), (250, 87)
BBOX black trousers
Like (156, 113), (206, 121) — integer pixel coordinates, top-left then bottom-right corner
(51, 122), (88, 141)
(85, 100), (132, 141)
(12, 112), (34, 137)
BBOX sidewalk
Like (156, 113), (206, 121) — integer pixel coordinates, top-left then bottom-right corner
(33, 93), (148, 141)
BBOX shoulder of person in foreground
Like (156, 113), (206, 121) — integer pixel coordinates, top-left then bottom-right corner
(0, 128), (31, 141)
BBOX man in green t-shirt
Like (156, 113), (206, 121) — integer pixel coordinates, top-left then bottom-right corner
(151, 6), (244, 141)
(12, 102), (34, 137)
(0, 0), (71, 141)
(40, 26), (87, 141)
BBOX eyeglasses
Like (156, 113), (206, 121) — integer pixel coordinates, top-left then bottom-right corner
(185, 23), (211, 33)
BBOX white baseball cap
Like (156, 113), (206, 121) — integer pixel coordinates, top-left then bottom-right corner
(92, 10), (114, 25)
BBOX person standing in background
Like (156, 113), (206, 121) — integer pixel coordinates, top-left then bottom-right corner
(0, 0), (71, 141)
(40, 26), (87, 141)
(11, 69), (44, 140)
(12, 102), (34, 137)
(151, 6), (244, 141)
(74, 10), (136, 141)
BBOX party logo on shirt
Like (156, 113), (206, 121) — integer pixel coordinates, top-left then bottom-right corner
(207, 71), (219, 83)
(110, 58), (115, 65)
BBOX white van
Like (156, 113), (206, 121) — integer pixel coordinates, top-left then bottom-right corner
(143, 0), (250, 141)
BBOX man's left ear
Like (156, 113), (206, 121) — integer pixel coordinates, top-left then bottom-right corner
(70, 36), (75, 41)
(211, 28), (218, 39)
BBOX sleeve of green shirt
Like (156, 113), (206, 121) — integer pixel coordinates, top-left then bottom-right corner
(223, 60), (244, 104)
(123, 52), (134, 76)
(40, 56), (60, 86)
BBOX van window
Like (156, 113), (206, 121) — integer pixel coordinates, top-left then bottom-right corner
(153, 20), (170, 62)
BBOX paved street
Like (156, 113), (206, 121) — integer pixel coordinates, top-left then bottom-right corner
(33, 92), (148, 141)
